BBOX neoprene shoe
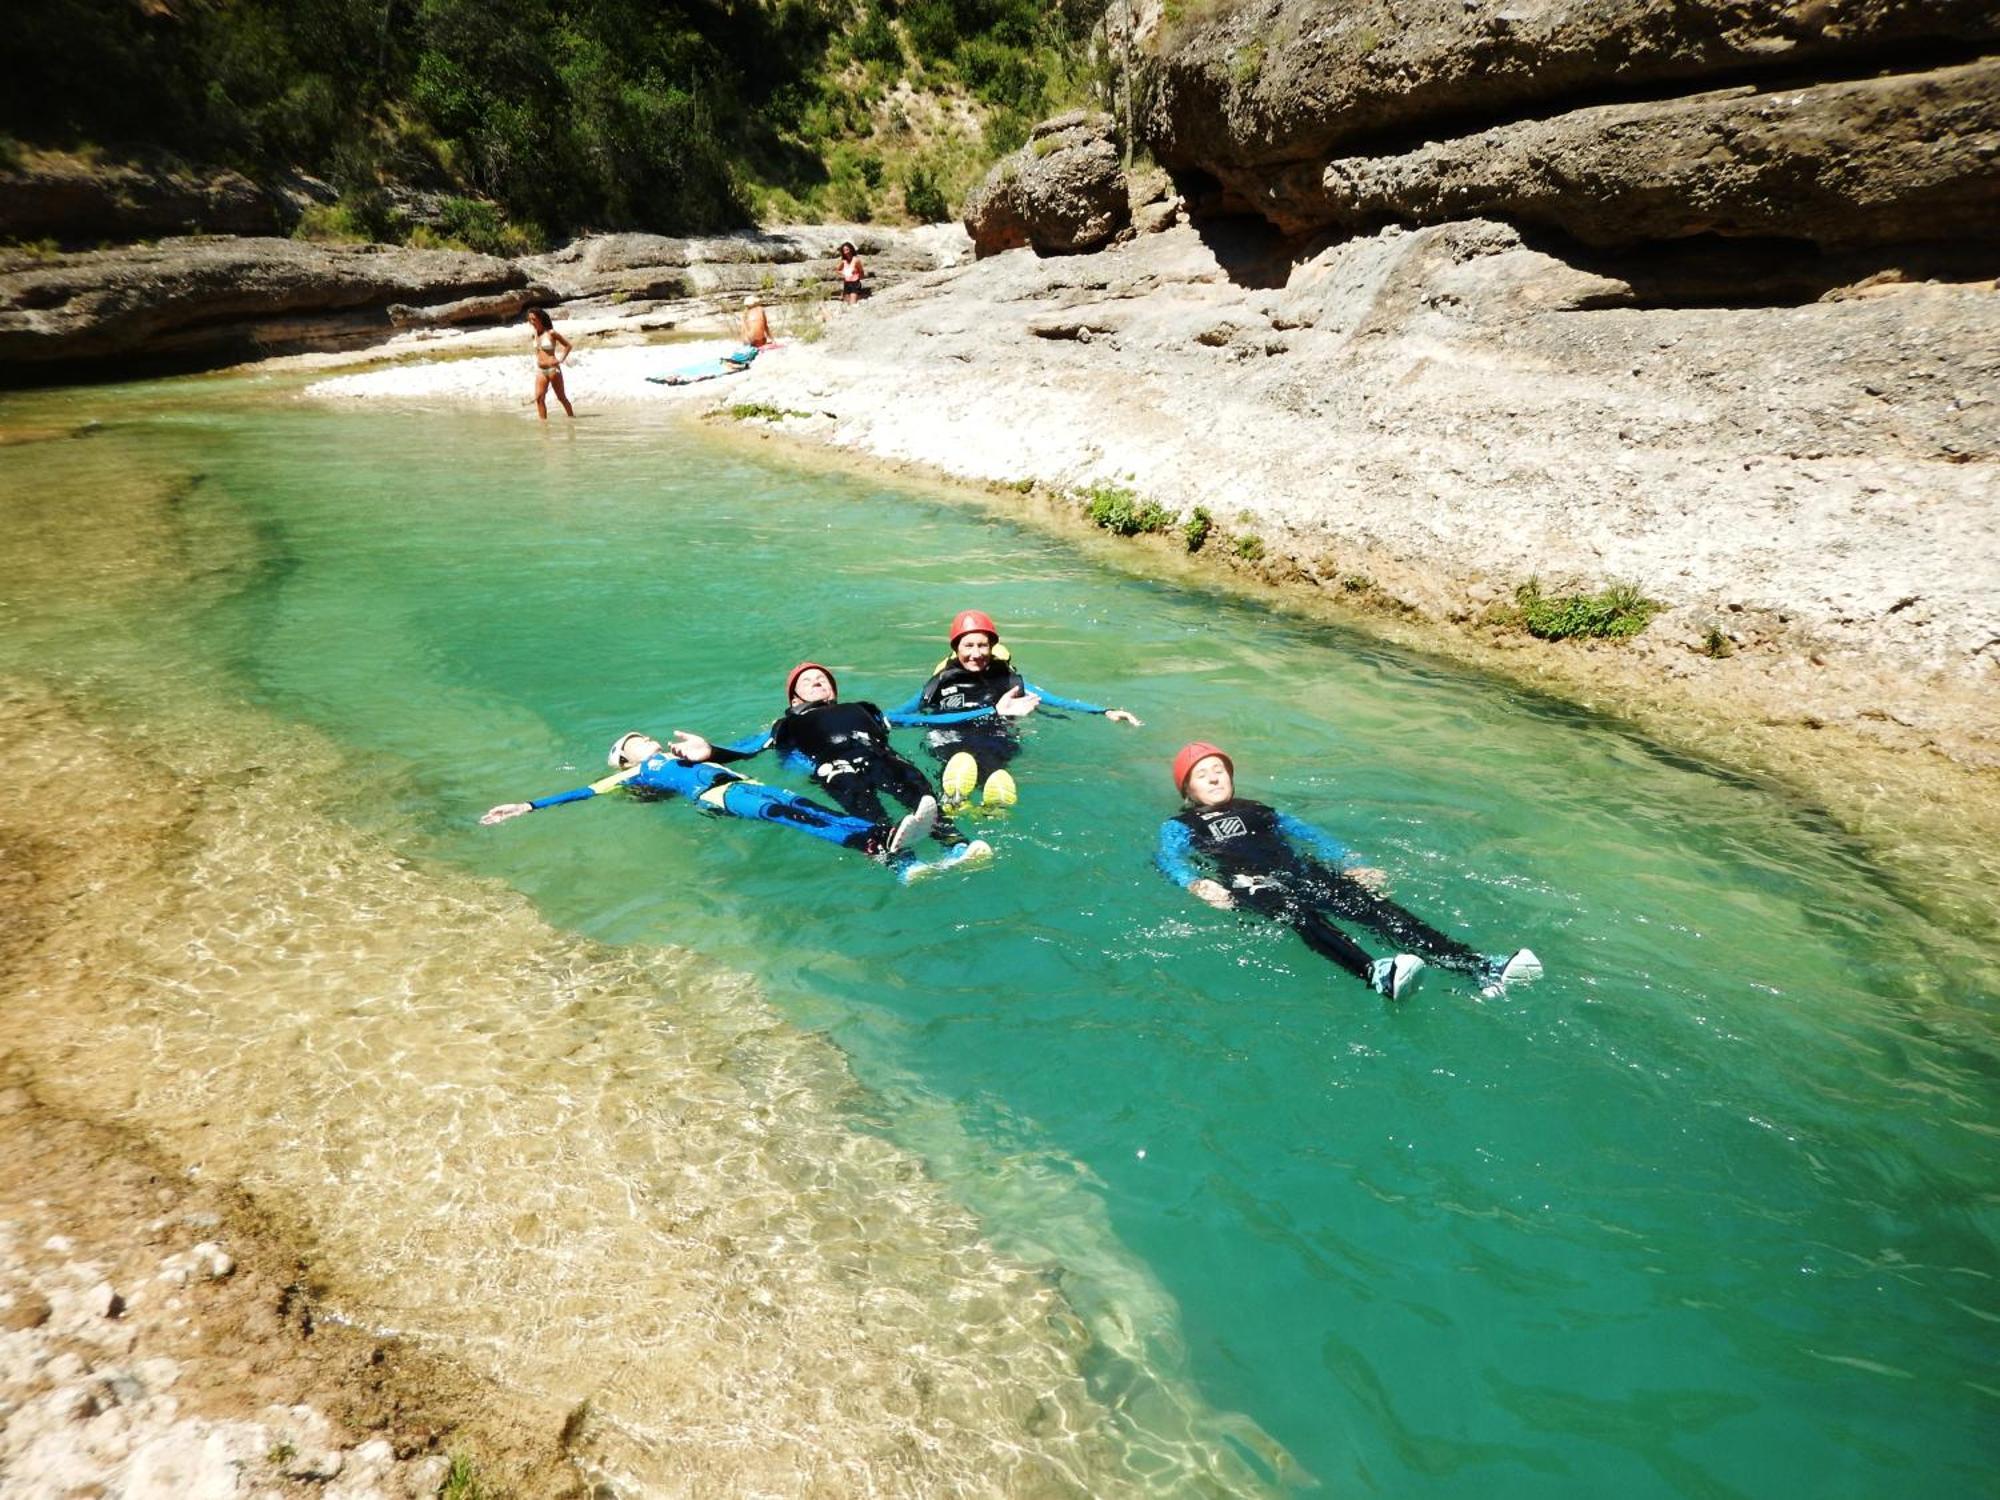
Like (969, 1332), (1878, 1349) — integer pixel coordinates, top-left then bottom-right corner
(940, 752), (978, 810)
(888, 796), (938, 855)
(1368, 954), (1426, 1001)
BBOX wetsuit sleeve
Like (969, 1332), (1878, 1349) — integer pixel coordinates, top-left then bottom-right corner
(884, 703), (994, 727)
(1020, 678), (1108, 714)
(1276, 811), (1354, 868)
(883, 685), (926, 717)
(1155, 819), (1203, 888)
(706, 729), (775, 764)
(528, 768), (638, 810)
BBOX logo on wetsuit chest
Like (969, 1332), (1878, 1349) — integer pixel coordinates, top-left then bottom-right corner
(1203, 814), (1251, 842)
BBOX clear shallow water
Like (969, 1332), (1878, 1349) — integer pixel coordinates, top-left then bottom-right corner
(3, 387), (1996, 1496)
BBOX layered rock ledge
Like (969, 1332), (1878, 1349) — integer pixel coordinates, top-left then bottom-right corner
(0, 236), (541, 371)
(1145, 0), (2000, 251)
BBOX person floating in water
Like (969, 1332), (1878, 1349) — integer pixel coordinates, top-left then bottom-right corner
(678, 664), (993, 877)
(886, 609), (1142, 812)
(523, 307), (575, 421)
(480, 731), (936, 869)
(1156, 742), (1541, 1000)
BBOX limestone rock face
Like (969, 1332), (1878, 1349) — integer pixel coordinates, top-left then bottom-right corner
(1299, 60), (2000, 247)
(963, 112), (1130, 257)
(1145, 0), (2000, 249)
(0, 237), (531, 369)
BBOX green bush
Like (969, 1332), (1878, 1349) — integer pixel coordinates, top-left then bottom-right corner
(432, 196), (541, 256)
(850, 4), (903, 66)
(1183, 506), (1213, 553)
(1083, 486), (1173, 537)
(903, 166), (950, 222)
(829, 176), (873, 222)
(1231, 534), (1265, 560)
(1512, 579), (1659, 641)
(293, 199), (385, 244)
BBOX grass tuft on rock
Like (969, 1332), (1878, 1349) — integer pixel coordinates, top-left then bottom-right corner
(724, 402), (812, 422)
(1512, 579), (1658, 641)
(440, 1453), (485, 1500)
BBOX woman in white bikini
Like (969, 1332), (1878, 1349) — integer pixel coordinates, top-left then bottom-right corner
(524, 307), (575, 420)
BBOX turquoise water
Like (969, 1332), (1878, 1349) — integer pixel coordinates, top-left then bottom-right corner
(7, 391), (1998, 1495)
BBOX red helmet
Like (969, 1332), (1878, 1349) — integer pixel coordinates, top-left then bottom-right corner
(948, 609), (999, 646)
(785, 661), (837, 700)
(1172, 741), (1232, 794)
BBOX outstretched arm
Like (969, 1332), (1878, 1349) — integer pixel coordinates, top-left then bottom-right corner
(482, 766), (638, 824)
(1157, 820), (1233, 909)
(695, 728), (773, 765)
(884, 703), (994, 728)
(1019, 679), (1141, 724)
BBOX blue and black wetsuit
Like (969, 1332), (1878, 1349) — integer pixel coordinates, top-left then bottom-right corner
(711, 700), (979, 847)
(529, 752), (885, 853)
(887, 652), (1113, 775)
(1156, 798), (1485, 981)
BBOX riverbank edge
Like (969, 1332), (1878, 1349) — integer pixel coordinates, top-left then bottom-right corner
(0, 1067), (586, 1497)
(695, 407), (2000, 938)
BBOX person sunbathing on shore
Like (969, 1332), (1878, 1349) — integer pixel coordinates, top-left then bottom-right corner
(740, 295), (772, 348)
(885, 609), (1142, 811)
(523, 307), (575, 421)
(679, 664), (992, 874)
(481, 731), (935, 868)
(1156, 741), (1541, 1001)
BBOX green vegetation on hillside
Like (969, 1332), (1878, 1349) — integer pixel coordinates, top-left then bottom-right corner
(7, 0), (1108, 247)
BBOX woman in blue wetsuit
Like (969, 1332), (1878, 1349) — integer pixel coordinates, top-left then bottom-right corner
(676, 664), (992, 872)
(886, 609), (1143, 810)
(1156, 741), (1541, 1000)
(480, 730), (935, 862)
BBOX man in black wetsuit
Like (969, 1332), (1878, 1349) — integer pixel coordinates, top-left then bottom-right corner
(1156, 741), (1541, 1000)
(886, 608), (1142, 810)
(675, 663), (991, 870)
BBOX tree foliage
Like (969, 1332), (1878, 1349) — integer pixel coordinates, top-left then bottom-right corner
(6, 0), (1106, 240)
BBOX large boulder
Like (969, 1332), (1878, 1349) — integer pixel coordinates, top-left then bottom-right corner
(963, 113), (1130, 257)
(1144, 0), (2000, 247)
(0, 237), (535, 370)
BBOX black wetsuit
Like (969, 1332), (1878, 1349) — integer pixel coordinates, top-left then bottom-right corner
(890, 660), (1110, 774)
(716, 701), (964, 847)
(1157, 798), (1485, 981)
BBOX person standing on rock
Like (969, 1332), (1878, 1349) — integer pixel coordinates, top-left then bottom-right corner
(886, 609), (1142, 812)
(1157, 741), (1542, 1001)
(836, 242), (866, 304)
(524, 307), (575, 421)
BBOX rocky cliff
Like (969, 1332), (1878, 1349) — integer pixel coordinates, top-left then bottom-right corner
(1144, 0), (2000, 259)
(0, 238), (543, 373)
